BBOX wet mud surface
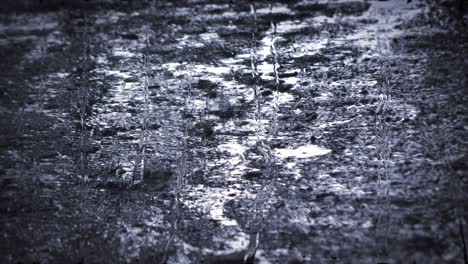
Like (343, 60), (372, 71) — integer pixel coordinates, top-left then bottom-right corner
(1, 0), (467, 263)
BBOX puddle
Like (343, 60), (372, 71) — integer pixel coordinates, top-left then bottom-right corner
(218, 141), (247, 163)
(275, 144), (332, 159)
(182, 184), (250, 227)
(256, 5), (291, 15)
(113, 47), (136, 58)
(199, 32), (219, 41)
(343, 0), (421, 51)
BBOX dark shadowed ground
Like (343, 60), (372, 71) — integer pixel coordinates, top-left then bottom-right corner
(0, 0), (467, 263)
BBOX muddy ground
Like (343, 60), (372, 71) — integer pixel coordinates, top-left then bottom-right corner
(0, 0), (467, 263)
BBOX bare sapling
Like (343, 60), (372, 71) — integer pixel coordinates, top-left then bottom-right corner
(245, 4), (281, 263)
(244, 4), (261, 262)
(161, 66), (194, 263)
(38, 16), (48, 107)
(132, 26), (151, 185)
(77, 14), (92, 182)
(374, 24), (393, 260)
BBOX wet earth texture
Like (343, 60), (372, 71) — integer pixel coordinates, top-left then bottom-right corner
(0, 0), (467, 263)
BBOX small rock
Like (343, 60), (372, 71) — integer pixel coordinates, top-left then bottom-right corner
(244, 170), (262, 179)
(124, 77), (139, 83)
(121, 33), (139, 40)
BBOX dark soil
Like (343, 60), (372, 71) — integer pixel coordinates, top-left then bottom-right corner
(0, 0), (467, 263)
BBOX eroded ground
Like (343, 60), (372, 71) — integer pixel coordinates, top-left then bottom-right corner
(1, 0), (467, 263)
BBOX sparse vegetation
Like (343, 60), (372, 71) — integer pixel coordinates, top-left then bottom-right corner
(0, 1), (467, 263)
